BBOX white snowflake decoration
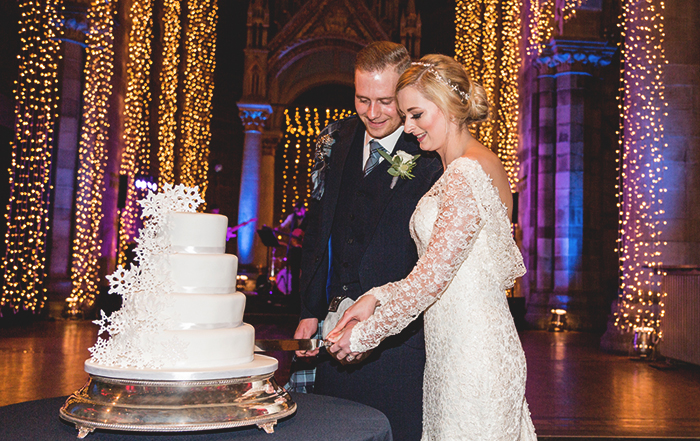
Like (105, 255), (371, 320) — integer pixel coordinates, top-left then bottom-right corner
(88, 184), (203, 369)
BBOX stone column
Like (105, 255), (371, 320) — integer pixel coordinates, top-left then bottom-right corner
(237, 103), (272, 266)
(524, 40), (617, 330)
(256, 132), (281, 267)
(47, 41), (84, 316)
(523, 61), (557, 328)
(517, 61), (539, 302)
(552, 58), (588, 326)
(662, 0), (700, 266)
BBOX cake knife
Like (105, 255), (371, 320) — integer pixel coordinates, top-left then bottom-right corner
(254, 339), (331, 352)
(254, 296), (354, 352)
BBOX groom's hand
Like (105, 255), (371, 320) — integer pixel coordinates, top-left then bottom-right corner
(327, 294), (378, 338)
(294, 318), (319, 357)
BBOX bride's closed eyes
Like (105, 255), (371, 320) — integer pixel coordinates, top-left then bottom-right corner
(409, 112), (423, 120)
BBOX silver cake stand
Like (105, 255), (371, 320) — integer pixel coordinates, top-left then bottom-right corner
(60, 355), (296, 438)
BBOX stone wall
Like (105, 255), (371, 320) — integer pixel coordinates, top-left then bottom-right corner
(662, 0), (700, 266)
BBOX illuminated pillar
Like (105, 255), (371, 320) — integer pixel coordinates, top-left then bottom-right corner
(257, 133), (281, 267)
(659, 0), (700, 266)
(1, 0), (62, 316)
(523, 40), (616, 330)
(517, 57), (539, 306)
(524, 61), (557, 329)
(553, 60), (587, 303)
(237, 103), (272, 265)
(613, 0), (668, 334)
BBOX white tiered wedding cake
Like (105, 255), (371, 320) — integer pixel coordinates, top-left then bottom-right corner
(84, 184), (276, 380)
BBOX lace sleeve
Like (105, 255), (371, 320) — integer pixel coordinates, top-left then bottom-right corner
(349, 164), (485, 353)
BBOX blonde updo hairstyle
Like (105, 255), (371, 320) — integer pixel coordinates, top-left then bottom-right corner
(396, 54), (490, 129)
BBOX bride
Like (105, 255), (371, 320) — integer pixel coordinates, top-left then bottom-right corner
(327, 54), (537, 440)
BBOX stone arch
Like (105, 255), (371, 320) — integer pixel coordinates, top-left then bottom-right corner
(239, 0), (391, 265)
(266, 39), (362, 133)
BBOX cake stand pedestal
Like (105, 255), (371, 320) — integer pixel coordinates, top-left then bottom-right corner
(60, 355), (295, 438)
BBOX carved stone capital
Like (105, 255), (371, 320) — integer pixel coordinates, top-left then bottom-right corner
(61, 3), (90, 45)
(238, 103), (273, 132)
(535, 39), (616, 72)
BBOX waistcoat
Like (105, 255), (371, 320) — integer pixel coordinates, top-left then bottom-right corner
(328, 136), (389, 300)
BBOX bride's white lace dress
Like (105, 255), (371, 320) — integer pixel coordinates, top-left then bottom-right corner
(350, 157), (537, 440)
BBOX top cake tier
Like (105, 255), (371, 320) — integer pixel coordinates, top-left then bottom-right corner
(168, 212), (228, 253)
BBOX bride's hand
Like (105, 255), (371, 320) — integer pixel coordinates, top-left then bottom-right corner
(327, 294), (378, 340)
(326, 295), (378, 362)
(326, 320), (363, 363)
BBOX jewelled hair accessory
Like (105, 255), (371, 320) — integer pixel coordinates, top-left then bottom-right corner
(412, 62), (470, 103)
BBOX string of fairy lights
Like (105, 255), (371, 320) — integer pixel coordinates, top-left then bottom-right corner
(280, 108), (353, 222)
(526, 0), (556, 57)
(614, 0), (668, 336)
(67, 0), (116, 313)
(495, 0), (521, 185)
(1, 0), (62, 315)
(118, 0), (154, 265)
(178, 0), (218, 208)
(1, 0), (669, 325)
(526, 0), (586, 57)
(455, 0), (521, 189)
(476, 0), (498, 155)
(156, 0), (182, 188)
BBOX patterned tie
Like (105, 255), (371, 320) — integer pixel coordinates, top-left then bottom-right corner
(364, 140), (387, 176)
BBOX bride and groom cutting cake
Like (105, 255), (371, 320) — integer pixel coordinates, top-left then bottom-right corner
(293, 41), (537, 440)
(74, 39), (536, 440)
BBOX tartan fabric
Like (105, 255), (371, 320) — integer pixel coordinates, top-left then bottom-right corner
(364, 140), (388, 176)
(284, 320), (324, 393)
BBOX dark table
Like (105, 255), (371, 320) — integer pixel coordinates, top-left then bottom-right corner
(0, 393), (392, 441)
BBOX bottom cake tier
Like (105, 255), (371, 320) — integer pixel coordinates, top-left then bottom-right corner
(85, 352), (277, 381)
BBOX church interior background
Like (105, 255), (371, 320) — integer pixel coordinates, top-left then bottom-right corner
(0, 0), (698, 362)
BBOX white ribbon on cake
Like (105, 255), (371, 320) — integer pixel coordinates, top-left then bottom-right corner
(171, 245), (225, 254)
(173, 285), (236, 294)
(172, 322), (237, 330)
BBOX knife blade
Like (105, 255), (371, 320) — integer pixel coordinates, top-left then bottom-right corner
(254, 339), (331, 352)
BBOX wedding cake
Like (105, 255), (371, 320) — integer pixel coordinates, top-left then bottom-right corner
(84, 184), (276, 381)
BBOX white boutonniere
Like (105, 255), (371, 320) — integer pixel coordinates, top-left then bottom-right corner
(378, 149), (420, 189)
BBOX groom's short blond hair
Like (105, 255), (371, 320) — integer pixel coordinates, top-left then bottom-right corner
(355, 41), (411, 75)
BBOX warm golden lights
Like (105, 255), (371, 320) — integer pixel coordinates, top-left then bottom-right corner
(455, 0), (521, 189)
(178, 0), (218, 209)
(68, 0), (116, 312)
(1, 0), (63, 314)
(526, 0), (555, 57)
(156, 0), (182, 188)
(118, 0), (154, 265)
(62, 0), (218, 312)
(495, 0), (521, 187)
(527, 0), (585, 56)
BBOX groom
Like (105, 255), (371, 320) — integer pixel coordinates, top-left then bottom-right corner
(294, 41), (442, 441)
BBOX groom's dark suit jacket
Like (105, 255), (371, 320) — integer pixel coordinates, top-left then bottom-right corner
(299, 116), (442, 441)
